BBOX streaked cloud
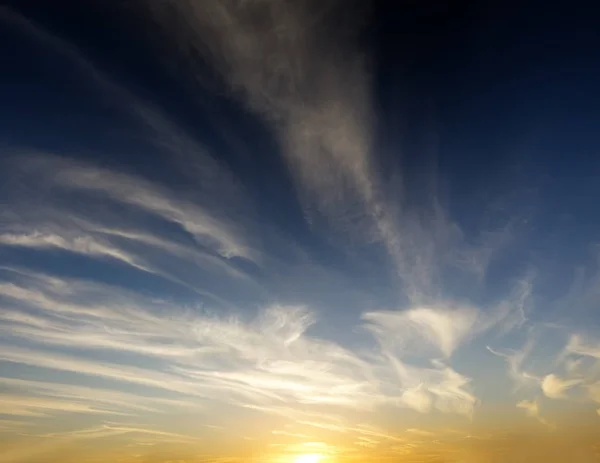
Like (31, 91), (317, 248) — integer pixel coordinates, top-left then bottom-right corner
(146, 0), (374, 222)
(0, 231), (149, 272)
(8, 154), (253, 262)
(1, 153), (261, 309)
(564, 334), (600, 359)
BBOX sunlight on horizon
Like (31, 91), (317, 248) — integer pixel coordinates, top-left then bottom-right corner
(293, 454), (325, 463)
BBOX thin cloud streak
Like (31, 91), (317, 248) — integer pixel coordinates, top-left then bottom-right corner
(10, 154), (253, 261)
(0, 231), (150, 272)
(2, 152), (264, 307)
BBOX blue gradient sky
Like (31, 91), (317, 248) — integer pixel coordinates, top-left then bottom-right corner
(1, 1), (600, 462)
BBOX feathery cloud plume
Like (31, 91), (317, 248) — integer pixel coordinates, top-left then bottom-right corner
(541, 374), (581, 399)
(363, 305), (478, 358)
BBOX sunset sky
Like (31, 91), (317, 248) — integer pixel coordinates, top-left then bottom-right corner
(1, 1), (600, 462)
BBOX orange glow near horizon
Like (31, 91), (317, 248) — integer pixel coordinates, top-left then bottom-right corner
(293, 454), (325, 463)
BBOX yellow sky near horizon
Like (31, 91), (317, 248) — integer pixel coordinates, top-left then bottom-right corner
(2, 417), (600, 463)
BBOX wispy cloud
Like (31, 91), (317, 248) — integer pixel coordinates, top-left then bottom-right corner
(41, 423), (202, 444)
(564, 334), (600, 359)
(8, 154), (253, 261)
(0, 267), (482, 436)
(516, 399), (537, 416)
(0, 4), (247, 201)
(487, 341), (541, 391)
(1, 153), (262, 309)
(0, 394), (129, 418)
(516, 399), (553, 427)
(1, 4), (265, 313)
(0, 377), (193, 415)
(0, 231), (149, 271)
(541, 374), (581, 399)
(144, 0), (515, 308)
(361, 309), (478, 417)
(363, 305), (478, 358)
(146, 0), (374, 220)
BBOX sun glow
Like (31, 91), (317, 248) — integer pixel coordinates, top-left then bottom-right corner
(293, 454), (324, 463)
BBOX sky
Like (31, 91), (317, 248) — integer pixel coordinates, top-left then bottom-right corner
(1, 1), (600, 462)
